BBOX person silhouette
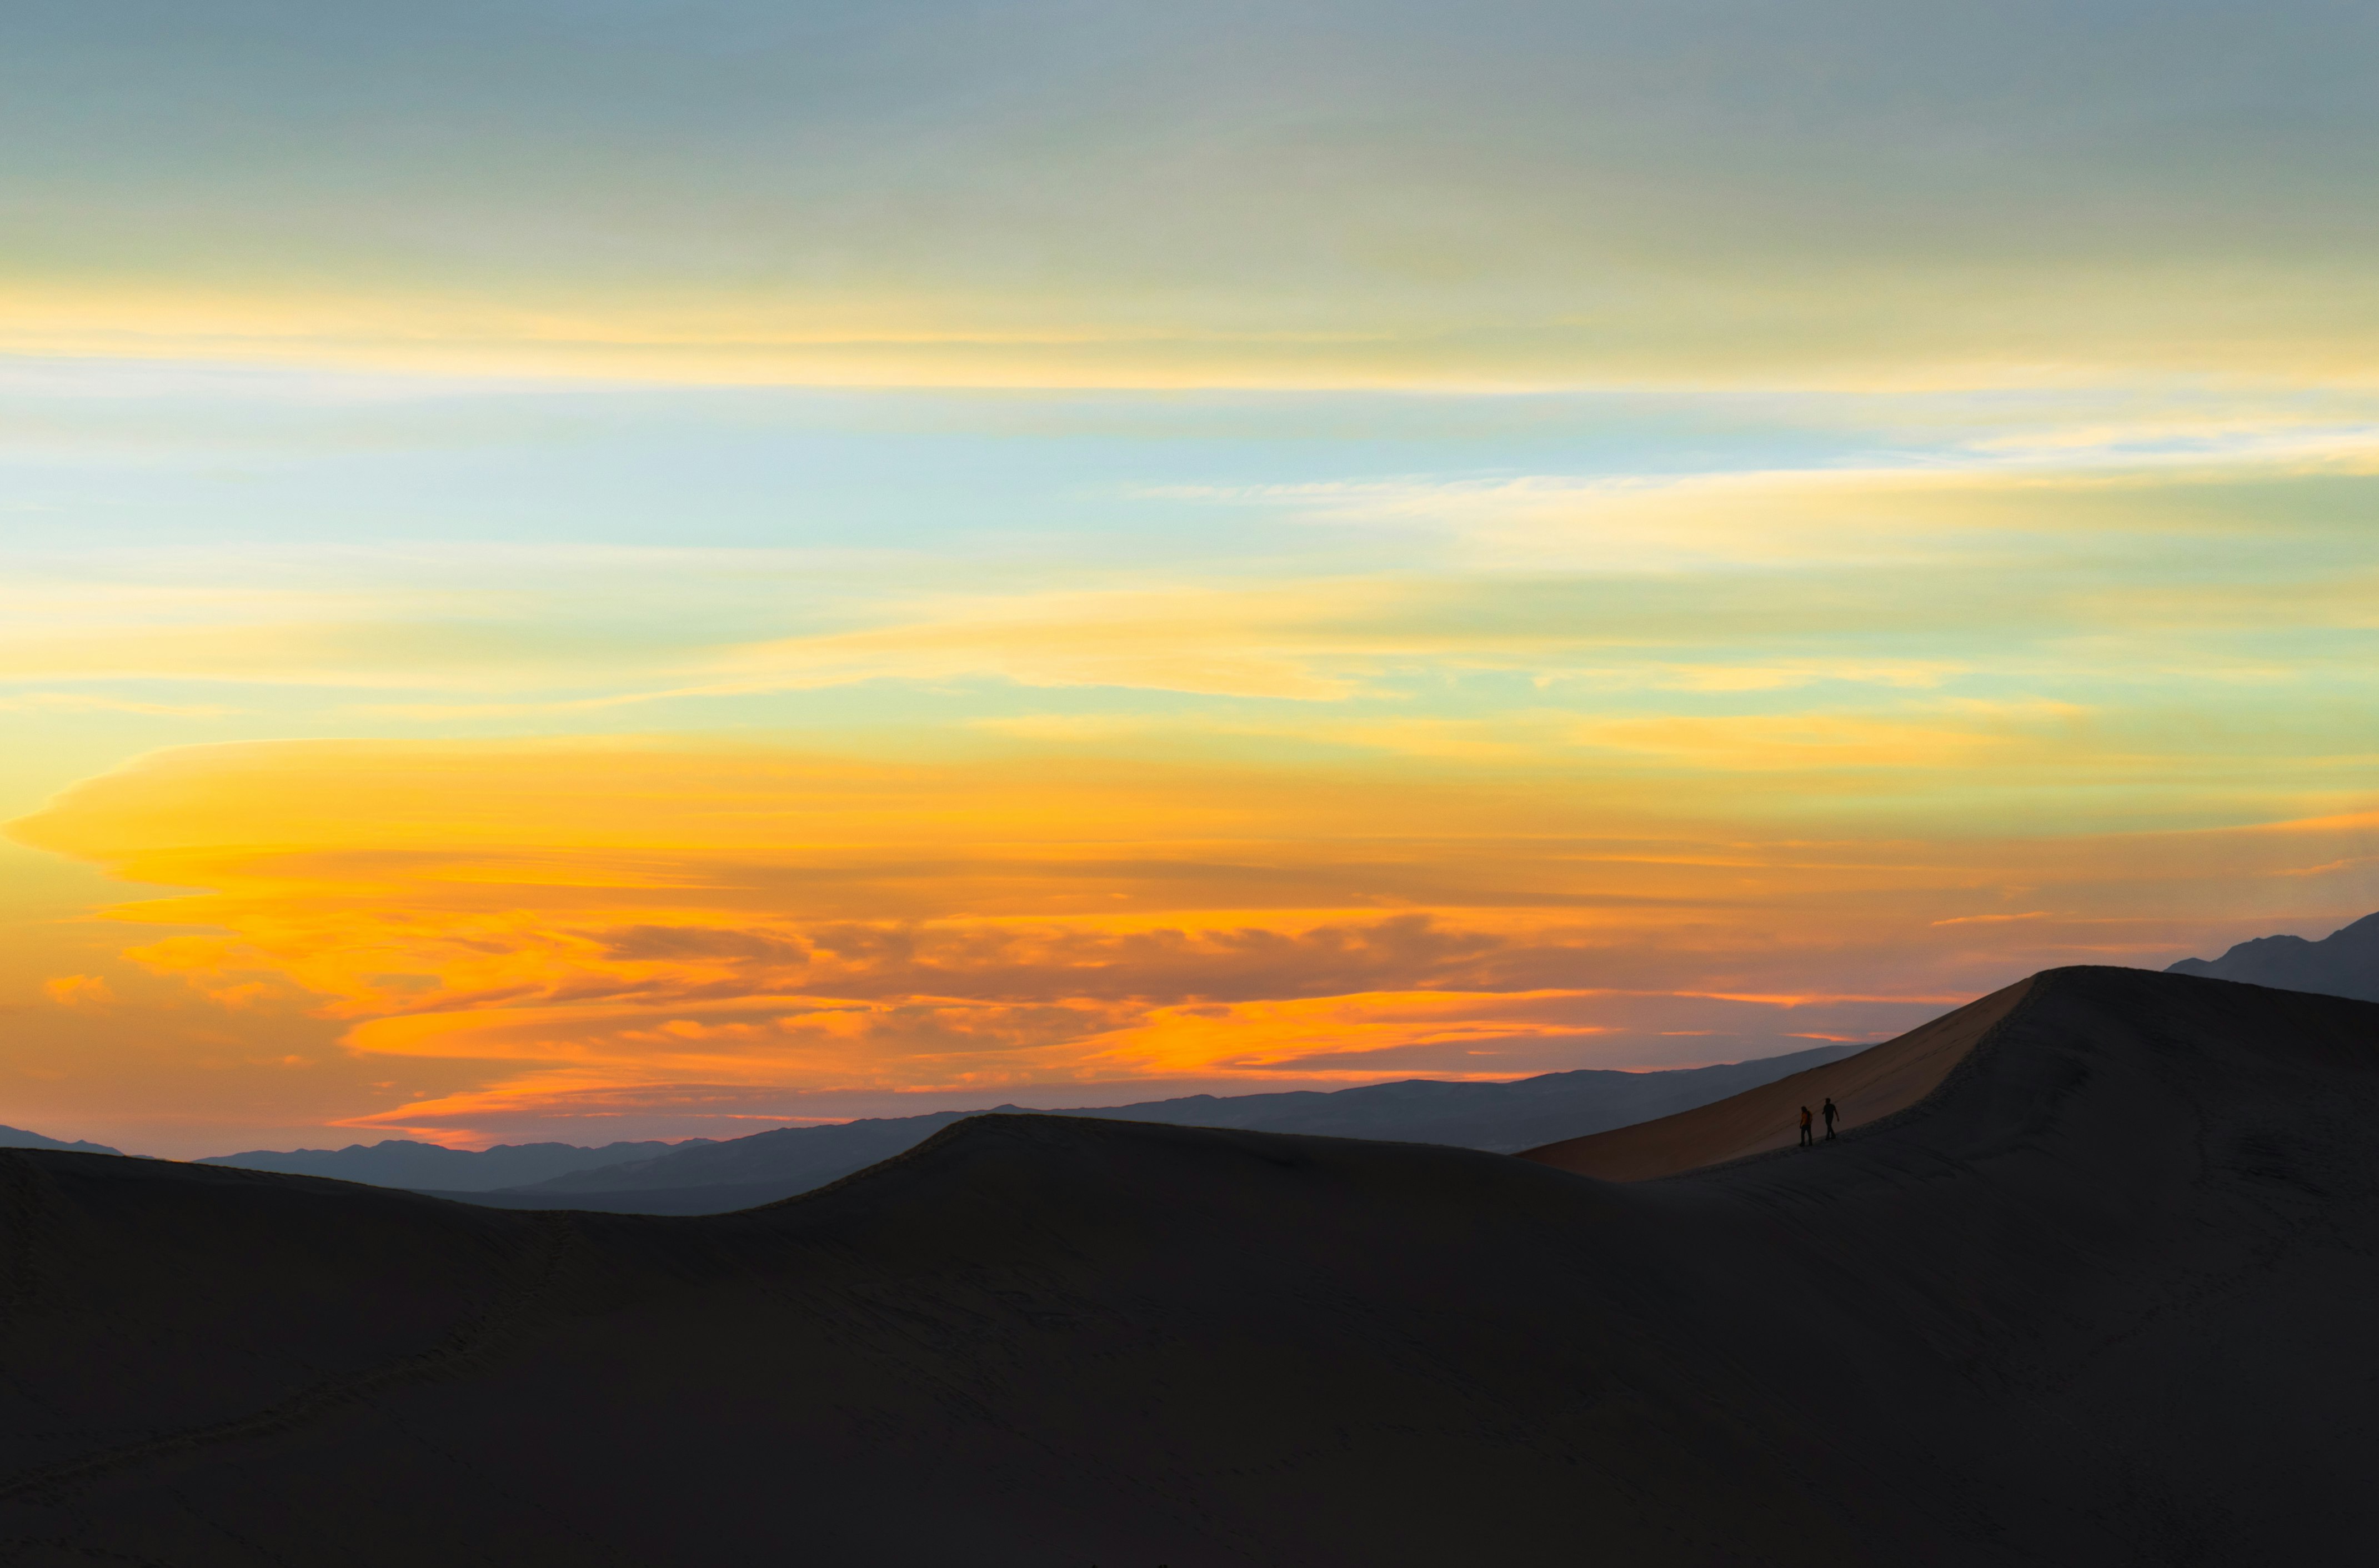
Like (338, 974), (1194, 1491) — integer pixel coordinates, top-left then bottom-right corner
(1798, 1105), (1814, 1148)
(1821, 1097), (1839, 1140)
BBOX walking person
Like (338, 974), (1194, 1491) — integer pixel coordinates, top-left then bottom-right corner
(1822, 1097), (1839, 1140)
(1798, 1105), (1814, 1148)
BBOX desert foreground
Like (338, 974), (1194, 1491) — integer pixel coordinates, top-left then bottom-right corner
(3, 966), (2373, 1564)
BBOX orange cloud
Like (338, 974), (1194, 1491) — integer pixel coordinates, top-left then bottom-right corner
(41, 974), (116, 1009)
(11, 735), (2376, 1145)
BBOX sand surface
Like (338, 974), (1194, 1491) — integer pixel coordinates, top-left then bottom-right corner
(1520, 976), (2033, 1179)
(2, 966), (2375, 1565)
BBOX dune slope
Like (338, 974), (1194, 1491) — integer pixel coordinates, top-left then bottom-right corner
(2, 966), (2375, 1565)
(1519, 976), (2033, 1179)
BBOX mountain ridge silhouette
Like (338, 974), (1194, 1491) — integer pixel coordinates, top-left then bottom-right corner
(0, 1126), (121, 1157)
(2166, 908), (2379, 1001)
(442, 1042), (1860, 1212)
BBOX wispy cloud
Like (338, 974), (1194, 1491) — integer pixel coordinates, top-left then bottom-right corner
(0, 692), (236, 718)
(1931, 911), (2051, 926)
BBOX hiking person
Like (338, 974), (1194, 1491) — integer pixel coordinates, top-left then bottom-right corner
(1798, 1105), (1814, 1148)
(1822, 1097), (1839, 1140)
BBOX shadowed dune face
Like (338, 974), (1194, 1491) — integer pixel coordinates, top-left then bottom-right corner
(1519, 976), (2035, 1180)
(1, 968), (2377, 1566)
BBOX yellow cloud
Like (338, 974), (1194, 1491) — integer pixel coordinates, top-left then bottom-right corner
(12, 261), (2379, 392)
(1565, 702), (2091, 773)
(709, 585), (1403, 701)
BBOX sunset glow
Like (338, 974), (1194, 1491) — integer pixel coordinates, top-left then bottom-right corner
(4, 2), (2376, 1155)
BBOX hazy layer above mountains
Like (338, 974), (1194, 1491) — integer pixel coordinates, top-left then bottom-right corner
(2167, 911), (2379, 1003)
(435, 1044), (1859, 1214)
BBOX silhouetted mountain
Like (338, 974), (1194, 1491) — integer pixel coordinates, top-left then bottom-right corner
(468, 1043), (1858, 1212)
(2167, 909), (2379, 1001)
(193, 1137), (711, 1192)
(0, 1125), (120, 1156)
(4, 967), (2373, 1563)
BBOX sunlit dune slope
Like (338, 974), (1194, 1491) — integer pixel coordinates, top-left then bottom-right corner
(1519, 976), (2035, 1180)
(2, 968), (2376, 1565)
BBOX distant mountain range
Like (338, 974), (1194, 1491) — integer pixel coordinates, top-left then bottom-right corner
(0, 1125), (122, 1156)
(0, 1049), (1863, 1203)
(2167, 910), (2379, 1002)
(428, 1043), (1862, 1214)
(193, 1137), (714, 1191)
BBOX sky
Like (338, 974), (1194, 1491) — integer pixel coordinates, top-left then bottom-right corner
(4, 0), (2376, 1157)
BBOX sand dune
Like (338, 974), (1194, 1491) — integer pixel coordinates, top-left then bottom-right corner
(1520, 976), (2033, 1179)
(2, 966), (2374, 1564)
